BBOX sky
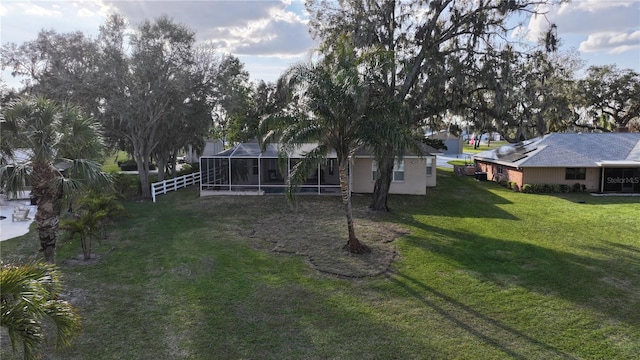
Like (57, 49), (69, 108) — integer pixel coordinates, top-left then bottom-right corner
(1, 0), (639, 90)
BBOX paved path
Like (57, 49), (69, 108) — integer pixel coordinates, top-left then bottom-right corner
(0, 195), (35, 242)
(436, 153), (475, 168)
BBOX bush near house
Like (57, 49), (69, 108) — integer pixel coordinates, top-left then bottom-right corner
(176, 162), (199, 177)
(117, 160), (156, 171)
(522, 183), (585, 194)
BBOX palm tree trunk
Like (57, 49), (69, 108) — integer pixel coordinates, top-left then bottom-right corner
(32, 165), (63, 263)
(338, 158), (370, 254)
(34, 192), (62, 264)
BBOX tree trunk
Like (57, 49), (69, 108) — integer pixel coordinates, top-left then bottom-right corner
(370, 149), (395, 212)
(33, 187), (62, 264)
(134, 151), (151, 199)
(338, 158), (370, 254)
(156, 156), (166, 182)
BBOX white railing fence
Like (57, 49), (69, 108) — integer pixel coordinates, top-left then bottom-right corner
(151, 172), (201, 202)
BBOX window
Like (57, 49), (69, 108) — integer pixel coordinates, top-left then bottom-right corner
(566, 167), (586, 180)
(497, 165), (504, 174)
(426, 157), (433, 176)
(327, 159), (335, 175)
(372, 160), (405, 182)
(393, 160), (405, 181)
(252, 159), (259, 175)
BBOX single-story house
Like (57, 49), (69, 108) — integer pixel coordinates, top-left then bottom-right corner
(200, 142), (437, 196)
(185, 139), (224, 164)
(473, 133), (640, 193)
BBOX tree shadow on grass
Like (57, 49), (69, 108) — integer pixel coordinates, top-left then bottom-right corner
(399, 219), (640, 327)
(389, 175), (519, 220)
(387, 272), (578, 360)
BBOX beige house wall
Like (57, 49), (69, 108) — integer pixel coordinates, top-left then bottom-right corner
(522, 167), (600, 191)
(475, 161), (601, 191)
(351, 157), (434, 195)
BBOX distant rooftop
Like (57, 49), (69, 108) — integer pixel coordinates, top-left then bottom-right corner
(473, 133), (640, 167)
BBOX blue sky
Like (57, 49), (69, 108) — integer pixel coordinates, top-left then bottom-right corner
(1, 0), (639, 89)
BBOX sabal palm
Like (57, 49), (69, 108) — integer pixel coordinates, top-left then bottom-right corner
(0, 96), (111, 263)
(0, 262), (81, 360)
(262, 38), (372, 254)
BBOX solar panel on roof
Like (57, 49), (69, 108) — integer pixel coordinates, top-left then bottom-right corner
(499, 153), (529, 163)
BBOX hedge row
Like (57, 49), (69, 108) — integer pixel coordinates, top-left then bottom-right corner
(117, 160), (156, 171)
(521, 183), (586, 194)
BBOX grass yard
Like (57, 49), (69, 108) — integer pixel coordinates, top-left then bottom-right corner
(463, 141), (508, 154)
(1, 169), (639, 359)
(102, 150), (131, 173)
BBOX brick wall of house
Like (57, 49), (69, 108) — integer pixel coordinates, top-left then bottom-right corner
(474, 160), (523, 188)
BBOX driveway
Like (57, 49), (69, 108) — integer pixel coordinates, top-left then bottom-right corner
(436, 153), (475, 168)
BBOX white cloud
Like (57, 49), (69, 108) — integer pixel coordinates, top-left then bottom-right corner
(100, 1), (314, 57)
(525, 1), (640, 56)
(579, 31), (640, 54)
(77, 7), (98, 17)
(574, 0), (637, 12)
(19, 2), (63, 17)
(0, 4), (7, 17)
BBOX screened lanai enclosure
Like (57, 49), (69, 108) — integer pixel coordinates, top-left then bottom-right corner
(200, 142), (341, 195)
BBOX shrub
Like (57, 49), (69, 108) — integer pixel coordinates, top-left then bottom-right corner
(177, 163), (198, 177)
(572, 183), (582, 192)
(117, 160), (156, 171)
(112, 173), (140, 198)
(523, 183), (583, 194)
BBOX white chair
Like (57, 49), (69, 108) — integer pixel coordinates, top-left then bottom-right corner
(12, 207), (31, 222)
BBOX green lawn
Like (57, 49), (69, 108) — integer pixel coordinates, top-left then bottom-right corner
(1, 169), (639, 359)
(102, 150), (130, 173)
(464, 141), (508, 154)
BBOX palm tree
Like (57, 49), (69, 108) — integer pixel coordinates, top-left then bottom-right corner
(61, 191), (126, 260)
(0, 96), (111, 263)
(0, 261), (81, 360)
(261, 37), (376, 254)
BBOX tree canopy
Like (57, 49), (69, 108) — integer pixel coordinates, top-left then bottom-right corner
(306, 0), (565, 211)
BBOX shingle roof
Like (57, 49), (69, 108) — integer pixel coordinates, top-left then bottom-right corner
(474, 133), (640, 168)
(353, 142), (438, 157)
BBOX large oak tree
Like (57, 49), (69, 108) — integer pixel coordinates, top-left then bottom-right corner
(306, 0), (561, 211)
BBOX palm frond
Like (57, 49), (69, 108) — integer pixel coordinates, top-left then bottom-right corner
(0, 162), (33, 198)
(285, 144), (328, 199)
(61, 159), (113, 191)
(0, 261), (81, 359)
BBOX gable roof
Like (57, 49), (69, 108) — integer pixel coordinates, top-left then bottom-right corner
(353, 142), (438, 158)
(474, 133), (640, 168)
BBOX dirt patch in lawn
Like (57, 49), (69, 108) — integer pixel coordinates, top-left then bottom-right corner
(226, 196), (409, 278)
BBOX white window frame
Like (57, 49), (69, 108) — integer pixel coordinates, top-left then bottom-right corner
(426, 157), (433, 176)
(372, 160), (405, 182)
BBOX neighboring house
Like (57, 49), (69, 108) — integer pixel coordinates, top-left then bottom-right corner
(185, 139), (224, 164)
(473, 133), (640, 193)
(425, 129), (463, 154)
(200, 142), (437, 196)
(350, 144), (437, 195)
